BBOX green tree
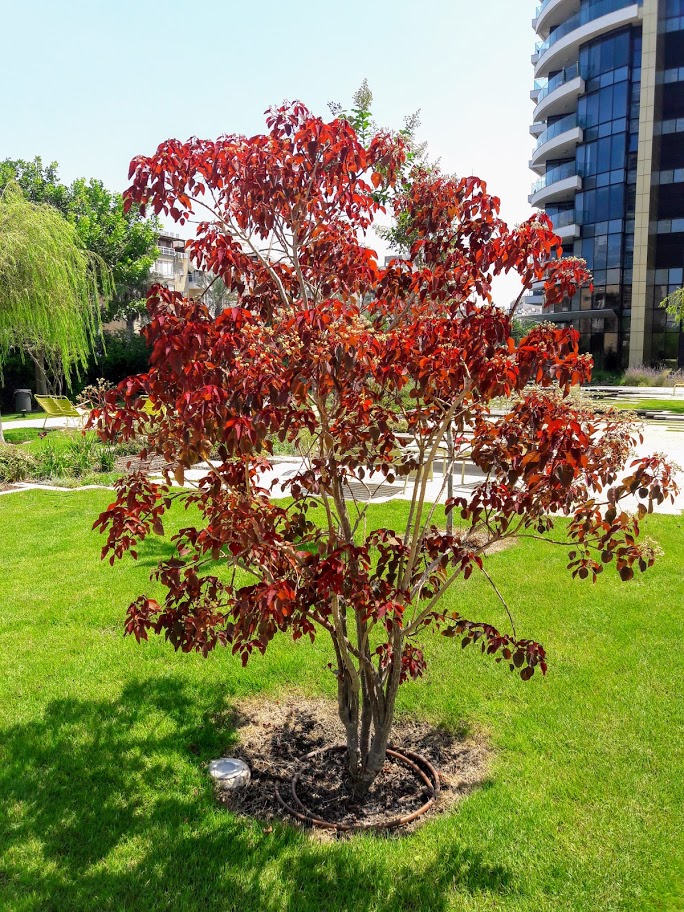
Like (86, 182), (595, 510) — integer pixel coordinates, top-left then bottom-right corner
(0, 158), (159, 318)
(0, 184), (110, 441)
(661, 287), (684, 326)
(0, 158), (70, 212)
(330, 80), (431, 256)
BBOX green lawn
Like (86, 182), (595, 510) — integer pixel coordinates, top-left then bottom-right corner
(614, 398), (684, 415)
(2, 427), (45, 445)
(0, 490), (682, 912)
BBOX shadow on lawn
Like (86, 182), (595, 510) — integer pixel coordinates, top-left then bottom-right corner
(0, 678), (511, 912)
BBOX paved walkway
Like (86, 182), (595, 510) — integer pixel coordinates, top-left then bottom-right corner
(152, 431), (684, 515)
(3, 415), (682, 514)
(590, 384), (684, 399)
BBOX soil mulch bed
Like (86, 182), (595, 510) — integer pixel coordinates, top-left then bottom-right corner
(213, 696), (490, 836)
(114, 454), (170, 474)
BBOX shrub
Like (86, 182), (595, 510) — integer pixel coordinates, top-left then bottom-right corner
(0, 445), (37, 482)
(96, 444), (116, 472)
(113, 438), (142, 456)
(76, 378), (114, 409)
(90, 329), (150, 385)
(623, 365), (684, 387)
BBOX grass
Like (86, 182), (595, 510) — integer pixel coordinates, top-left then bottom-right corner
(613, 398), (684, 415)
(2, 427), (45, 445)
(0, 490), (682, 911)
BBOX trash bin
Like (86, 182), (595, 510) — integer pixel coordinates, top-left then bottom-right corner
(14, 389), (32, 414)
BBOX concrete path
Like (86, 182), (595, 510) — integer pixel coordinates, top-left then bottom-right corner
(1, 416), (85, 431)
(3, 415), (682, 514)
(151, 427), (684, 515)
(590, 384), (684, 399)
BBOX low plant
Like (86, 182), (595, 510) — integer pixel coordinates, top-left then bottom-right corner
(623, 364), (684, 387)
(66, 434), (100, 477)
(0, 445), (37, 482)
(112, 436), (146, 457)
(34, 439), (71, 479)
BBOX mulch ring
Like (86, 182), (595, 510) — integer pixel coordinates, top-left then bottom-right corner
(113, 454), (170, 474)
(213, 696), (490, 838)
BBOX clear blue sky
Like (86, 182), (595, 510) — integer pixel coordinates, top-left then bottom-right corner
(3, 0), (539, 304)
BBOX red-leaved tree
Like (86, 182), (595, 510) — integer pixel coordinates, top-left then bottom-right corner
(92, 103), (677, 796)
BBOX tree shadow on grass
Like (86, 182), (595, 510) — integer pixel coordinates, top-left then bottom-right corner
(0, 678), (512, 912)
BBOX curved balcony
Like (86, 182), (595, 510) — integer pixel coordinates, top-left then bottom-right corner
(533, 66), (584, 122)
(533, 0), (581, 40)
(525, 289), (546, 308)
(530, 113), (583, 171)
(550, 210), (581, 243)
(535, 0), (640, 79)
(529, 162), (582, 207)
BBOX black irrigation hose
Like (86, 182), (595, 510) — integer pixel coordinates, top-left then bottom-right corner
(274, 743), (441, 832)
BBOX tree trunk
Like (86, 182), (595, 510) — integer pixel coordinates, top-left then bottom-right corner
(337, 658), (397, 799)
(34, 352), (47, 396)
(446, 423), (454, 535)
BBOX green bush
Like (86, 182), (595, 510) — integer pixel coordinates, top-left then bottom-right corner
(83, 328), (150, 390)
(112, 436), (145, 457)
(32, 433), (117, 479)
(0, 445), (37, 482)
(97, 444), (116, 472)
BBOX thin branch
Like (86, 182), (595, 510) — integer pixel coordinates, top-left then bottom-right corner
(479, 564), (517, 639)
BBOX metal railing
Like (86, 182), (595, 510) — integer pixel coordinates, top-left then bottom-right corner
(534, 112), (580, 151)
(532, 161), (578, 195)
(535, 0), (636, 56)
(534, 63), (580, 104)
(551, 209), (577, 228)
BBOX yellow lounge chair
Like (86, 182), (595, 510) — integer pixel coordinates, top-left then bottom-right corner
(34, 395), (87, 430)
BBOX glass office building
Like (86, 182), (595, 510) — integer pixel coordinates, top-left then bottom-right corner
(529, 0), (684, 369)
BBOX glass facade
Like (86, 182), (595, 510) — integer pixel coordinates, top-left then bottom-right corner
(573, 27), (641, 369)
(647, 0), (684, 365)
(530, 0), (684, 369)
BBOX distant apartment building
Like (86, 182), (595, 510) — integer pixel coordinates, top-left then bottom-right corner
(151, 230), (205, 299)
(529, 0), (684, 369)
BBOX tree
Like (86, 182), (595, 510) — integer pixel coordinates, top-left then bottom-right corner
(193, 273), (236, 318)
(67, 177), (159, 322)
(0, 184), (110, 441)
(92, 103), (677, 800)
(661, 287), (684, 326)
(330, 79), (430, 256)
(0, 158), (159, 319)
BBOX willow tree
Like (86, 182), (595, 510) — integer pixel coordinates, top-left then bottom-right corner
(0, 183), (110, 440)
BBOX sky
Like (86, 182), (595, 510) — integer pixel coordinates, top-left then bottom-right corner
(2, 0), (539, 305)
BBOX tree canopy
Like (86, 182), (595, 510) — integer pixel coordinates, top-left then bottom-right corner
(0, 183), (110, 435)
(661, 287), (684, 326)
(93, 103), (677, 802)
(0, 157), (159, 318)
